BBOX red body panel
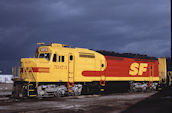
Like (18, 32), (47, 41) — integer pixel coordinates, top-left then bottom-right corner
(82, 56), (159, 78)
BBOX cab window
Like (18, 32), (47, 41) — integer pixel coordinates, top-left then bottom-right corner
(53, 54), (57, 62)
(39, 53), (51, 61)
(62, 56), (64, 62)
(58, 56), (65, 62)
(70, 55), (73, 60)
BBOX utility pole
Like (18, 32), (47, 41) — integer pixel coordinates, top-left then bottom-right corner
(171, 0), (172, 59)
(171, 0), (172, 67)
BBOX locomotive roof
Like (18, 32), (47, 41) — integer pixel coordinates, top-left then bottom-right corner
(37, 43), (157, 60)
(96, 50), (157, 60)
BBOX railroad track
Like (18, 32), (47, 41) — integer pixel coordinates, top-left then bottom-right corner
(0, 92), (158, 113)
(0, 91), (156, 104)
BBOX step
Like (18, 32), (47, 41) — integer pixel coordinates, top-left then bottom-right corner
(101, 84), (105, 86)
(100, 89), (104, 91)
(29, 95), (37, 97)
(29, 89), (35, 91)
(29, 84), (34, 86)
(68, 90), (73, 92)
(158, 88), (162, 90)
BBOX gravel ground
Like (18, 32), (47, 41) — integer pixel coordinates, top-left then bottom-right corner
(121, 87), (172, 113)
(0, 83), (171, 113)
(0, 92), (155, 113)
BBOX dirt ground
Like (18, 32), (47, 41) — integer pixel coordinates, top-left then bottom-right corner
(0, 83), (171, 113)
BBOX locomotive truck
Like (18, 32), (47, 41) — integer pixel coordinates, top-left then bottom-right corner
(12, 43), (171, 98)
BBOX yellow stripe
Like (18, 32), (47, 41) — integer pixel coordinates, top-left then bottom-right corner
(29, 95), (37, 97)
(105, 77), (160, 81)
(76, 77), (160, 82)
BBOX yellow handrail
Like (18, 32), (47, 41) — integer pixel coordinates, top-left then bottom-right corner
(12, 67), (16, 78)
(30, 68), (38, 87)
(22, 67), (38, 87)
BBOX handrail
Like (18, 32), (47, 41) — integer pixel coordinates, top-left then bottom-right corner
(12, 67), (38, 88)
(18, 67), (21, 79)
(168, 71), (172, 86)
(149, 64), (153, 89)
(12, 67), (16, 78)
(12, 67), (21, 80)
(30, 67), (38, 87)
(22, 67), (38, 87)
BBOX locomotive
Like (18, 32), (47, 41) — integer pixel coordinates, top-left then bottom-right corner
(12, 43), (172, 98)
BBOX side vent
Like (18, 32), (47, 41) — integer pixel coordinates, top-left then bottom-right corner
(105, 56), (124, 60)
(79, 52), (95, 58)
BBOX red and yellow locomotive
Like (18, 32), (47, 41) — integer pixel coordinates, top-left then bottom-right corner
(12, 43), (171, 97)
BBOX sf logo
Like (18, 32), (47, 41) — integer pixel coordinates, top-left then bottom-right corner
(129, 63), (148, 75)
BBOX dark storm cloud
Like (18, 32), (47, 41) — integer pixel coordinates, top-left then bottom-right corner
(0, 0), (170, 73)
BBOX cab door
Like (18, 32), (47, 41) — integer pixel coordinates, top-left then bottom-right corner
(68, 53), (75, 83)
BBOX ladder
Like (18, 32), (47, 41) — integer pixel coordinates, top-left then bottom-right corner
(24, 67), (38, 97)
(100, 61), (106, 92)
(67, 82), (74, 93)
(149, 63), (153, 89)
(27, 82), (37, 97)
(68, 54), (74, 93)
(100, 79), (106, 91)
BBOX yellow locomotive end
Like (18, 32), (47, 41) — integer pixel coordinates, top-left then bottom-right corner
(12, 43), (106, 97)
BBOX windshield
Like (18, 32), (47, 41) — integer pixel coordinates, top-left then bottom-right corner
(39, 53), (51, 61)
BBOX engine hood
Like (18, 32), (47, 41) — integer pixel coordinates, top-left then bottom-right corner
(20, 58), (50, 67)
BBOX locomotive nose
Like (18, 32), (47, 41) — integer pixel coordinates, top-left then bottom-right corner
(20, 58), (50, 74)
(20, 58), (37, 67)
(20, 58), (49, 68)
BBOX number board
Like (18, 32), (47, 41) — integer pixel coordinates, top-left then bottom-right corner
(39, 48), (48, 52)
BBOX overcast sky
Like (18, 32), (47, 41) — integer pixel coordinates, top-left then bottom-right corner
(0, 0), (170, 74)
